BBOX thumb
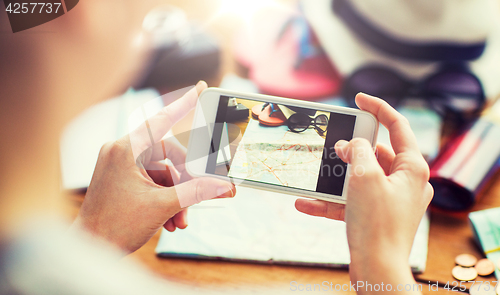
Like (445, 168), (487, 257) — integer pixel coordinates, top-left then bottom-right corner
(169, 177), (236, 208)
(335, 138), (381, 174)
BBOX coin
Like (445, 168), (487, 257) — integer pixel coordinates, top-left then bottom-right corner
(470, 283), (496, 295)
(475, 259), (495, 276)
(455, 253), (478, 267)
(452, 265), (478, 281)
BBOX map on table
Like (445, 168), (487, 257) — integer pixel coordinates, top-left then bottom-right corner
(227, 118), (326, 191)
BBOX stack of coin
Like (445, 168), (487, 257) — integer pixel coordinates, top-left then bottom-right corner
(452, 265), (478, 281)
(452, 254), (496, 281)
(476, 259), (496, 276)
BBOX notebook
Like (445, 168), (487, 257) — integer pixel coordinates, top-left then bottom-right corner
(469, 207), (500, 279)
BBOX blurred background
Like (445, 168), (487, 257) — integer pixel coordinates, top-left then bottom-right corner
(59, 0), (500, 293)
(63, 0), (500, 210)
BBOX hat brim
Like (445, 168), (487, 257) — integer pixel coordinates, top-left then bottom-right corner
(301, 0), (500, 99)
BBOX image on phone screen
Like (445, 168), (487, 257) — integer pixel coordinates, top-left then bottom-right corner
(206, 96), (356, 196)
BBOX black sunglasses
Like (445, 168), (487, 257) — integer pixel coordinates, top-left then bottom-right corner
(342, 64), (485, 121)
(287, 113), (329, 136)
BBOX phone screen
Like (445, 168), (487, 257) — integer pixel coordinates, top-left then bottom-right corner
(206, 96), (356, 196)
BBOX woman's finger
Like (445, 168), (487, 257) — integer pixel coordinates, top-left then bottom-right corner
(355, 93), (420, 156)
(128, 81), (207, 161)
(334, 137), (383, 176)
(148, 137), (187, 172)
(295, 199), (345, 221)
(163, 218), (176, 232)
(376, 143), (395, 175)
(145, 162), (180, 187)
(172, 209), (188, 229)
(160, 177), (236, 209)
(355, 93), (429, 178)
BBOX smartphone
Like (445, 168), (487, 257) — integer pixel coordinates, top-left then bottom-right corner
(186, 88), (378, 203)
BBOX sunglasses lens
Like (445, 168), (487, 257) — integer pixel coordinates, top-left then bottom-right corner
(427, 71), (482, 96)
(342, 67), (410, 108)
(288, 113), (310, 132)
(425, 71), (485, 114)
(315, 115), (329, 133)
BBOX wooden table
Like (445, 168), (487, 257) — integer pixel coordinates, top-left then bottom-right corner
(67, 183), (500, 295)
(66, 0), (500, 293)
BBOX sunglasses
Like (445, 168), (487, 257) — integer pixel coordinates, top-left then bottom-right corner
(342, 64), (485, 120)
(287, 113), (329, 136)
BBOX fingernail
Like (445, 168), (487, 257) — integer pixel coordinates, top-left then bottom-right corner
(196, 80), (207, 88)
(216, 186), (232, 197)
(335, 140), (348, 149)
(195, 81), (208, 95)
(357, 92), (379, 100)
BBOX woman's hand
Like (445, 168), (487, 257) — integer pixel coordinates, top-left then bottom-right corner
(73, 81), (236, 254)
(295, 93), (433, 293)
